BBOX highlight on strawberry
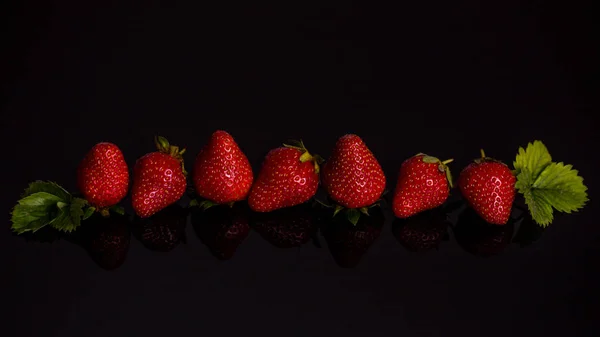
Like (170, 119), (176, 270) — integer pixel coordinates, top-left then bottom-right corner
(247, 139), (323, 212)
(459, 140), (588, 227)
(392, 153), (454, 219)
(131, 136), (188, 218)
(10, 142), (129, 235)
(319, 134), (386, 226)
(190, 130), (254, 211)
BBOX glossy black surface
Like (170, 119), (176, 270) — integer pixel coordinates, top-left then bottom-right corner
(3, 2), (598, 337)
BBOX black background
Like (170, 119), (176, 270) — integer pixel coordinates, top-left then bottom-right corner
(2, 1), (598, 336)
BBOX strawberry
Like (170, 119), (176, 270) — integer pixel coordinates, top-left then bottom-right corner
(247, 140), (322, 212)
(78, 213), (131, 270)
(453, 207), (515, 257)
(192, 130), (253, 206)
(192, 202), (250, 260)
(77, 142), (129, 211)
(251, 203), (317, 248)
(132, 204), (188, 252)
(321, 134), (386, 211)
(392, 154), (453, 218)
(131, 136), (187, 218)
(319, 206), (384, 268)
(458, 150), (516, 225)
(392, 207), (449, 252)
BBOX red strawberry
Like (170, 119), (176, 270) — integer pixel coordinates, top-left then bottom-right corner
(247, 140), (322, 212)
(192, 202), (250, 260)
(458, 150), (516, 225)
(251, 203), (317, 248)
(321, 134), (386, 210)
(131, 136), (187, 218)
(192, 130), (253, 205)
(392, 154), (453, 218)
(77, 142), (129, 210)
(132, 204), (188, 252)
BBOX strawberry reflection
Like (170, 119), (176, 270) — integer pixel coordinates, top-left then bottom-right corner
(452, 207), (515, 257)
(192, 201), (251, 260)
(77, 213), (131, 270)
(319, 207), (384, 268)
(132, 204), (188, 252)
(392, 207), (450, 252)
(251, 203), (318, 248)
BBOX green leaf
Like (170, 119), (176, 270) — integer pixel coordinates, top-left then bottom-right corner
(346, 208), (361, 226)
(199, 199), (218, 211)
(359, 207), (369, 216)
(333, 204), (344, 217)
(22, 180), (71, 201)
(444, 166), (454, 188)
(83, 207), (96, 220)
(110, 205), (125, 215)
(517, 162), (588, 227)
(532, 162), (588, 214)
(10, 192), (64, 234)
(513, 140), (552, 178)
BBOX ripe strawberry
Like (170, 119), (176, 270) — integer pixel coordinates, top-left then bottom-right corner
(131, 136), (187, 218)
(79, 213), (131, 270)
(251, 203), (317, 248)
(132, 204), (188, 252)
(392, 207), (449, 252)
(192, 202), (250, 260)
(453, 207), (515, 257)
(193, 130), (253, 205)
(77, 142), (129, 210)
(321, 134), (386, 210)
(247, 140), (322, 212)
(458, 150), (516, 225)
(393, 154), (453, 218)
(320, 206), (384, 268)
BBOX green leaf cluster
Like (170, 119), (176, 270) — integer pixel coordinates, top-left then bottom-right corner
(10, 181), (93, 234)
(514, 141), (588, 227)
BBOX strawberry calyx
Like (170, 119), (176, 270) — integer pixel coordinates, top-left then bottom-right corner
(283, 139), (324, 174)
(473, 149), (505, 166)
(315, 197), (382, 226)
(418, 153), (454, 188)
(155, 136), (188, 175)
(189, 198), (235, 211)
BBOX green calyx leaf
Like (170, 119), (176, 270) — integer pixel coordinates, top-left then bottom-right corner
(513, 140), (552, 178)
(155, 135), (171, 152)
(198, 199), (218, 211)
(346, 208), (361, 226)
(333, 204), (344, 217)
(110, 205), (125, 216)
(422, 155), (439, 164)
(83, 207), (96, 220)
(10, 181), (92, 234)
(359, 207), (369, 216)
(517, 162), (588, 227)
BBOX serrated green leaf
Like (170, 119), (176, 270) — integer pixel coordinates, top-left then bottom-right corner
(513, 140), (552, 178)
(346, 208), (360, 226)
(10, 192), (64, 234)
(23, 180), (71, 201)
(515, 168), (534, 193)
(83, 207), (95, 220)
(532, 162), (588, 213)
(522, 189), (554, 227)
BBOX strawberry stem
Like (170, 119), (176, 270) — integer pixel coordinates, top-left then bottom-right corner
(480, 149), (486, 159)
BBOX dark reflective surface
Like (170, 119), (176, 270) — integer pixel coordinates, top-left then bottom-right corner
(319, 206), (385, 268)
(132, 204), (188, 252)
(75, 213), (131, 270)
(192, 201), (251, 260)
(251, 203), (318, 248)
(452, 207), (516, 257)
(392, 207), (451, 252)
